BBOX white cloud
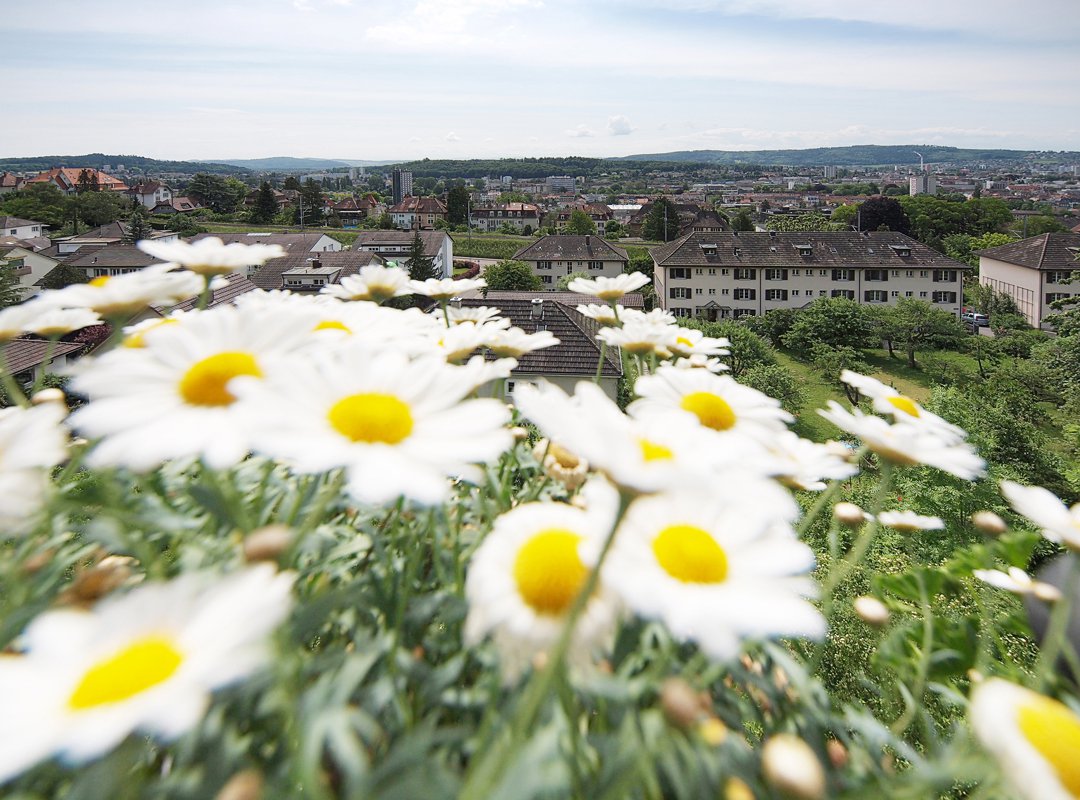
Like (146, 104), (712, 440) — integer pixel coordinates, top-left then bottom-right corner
(608, 115), (634, 136)
(565, 124), (595, 138)
(445, 132), (461, 142)
(409, 136), (422, 142)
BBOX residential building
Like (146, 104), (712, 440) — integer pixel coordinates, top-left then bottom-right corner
(151, 197), (202, 214)
(469, 202), (542, 233)
(0, 243), (61, 299)
(389, 196), (447, 231)
(461, 293), (623, 401)
(54, 221), (179, 256)
(909, 174), (938, 196)
(129, 181), (172, 209)
(545, 175), (576, 193)
(0, 216), (47, 239)
(3, 338), (86, 386)
(391, 169), (413, 205)
(977, 232), (1080, 329)
(555, 203), (614, 235)
(189, 232), (342, 277)
(29, 167), (128, 194)
(250, 251), (387, 292)
(512, 235), (629, 289)
(351, 230), (453, 278)
(329, 195), (383, 226)
(63, 245), (168, 280)
(652, 231), (968, 320)
(0, 172), (26, 195)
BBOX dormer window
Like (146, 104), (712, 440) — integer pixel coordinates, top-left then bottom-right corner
(889, 244), (912, 257)
(795, 244), (812, 257)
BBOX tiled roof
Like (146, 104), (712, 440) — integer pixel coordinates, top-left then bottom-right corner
(0, 217), (42, 229)
(352, 230), (448, 258)
(2, 338), (85, 375)
(250, 251), (384, 290)
(66, 245), (167, 269)
(975, 232), (1080, 271)
(483, 290), (645, 309)
(513, 235), (629, 262)
(190, 232), (337, 251)
(29, 167), (128, 191)
(652, 231), (969, 269)
(389, 196), (447, 214)
(156, 273), (260, 313)
(461, 296), (621, 378)
(0, 173), (23, 189)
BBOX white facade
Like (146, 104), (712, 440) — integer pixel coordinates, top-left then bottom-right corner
(0, 218), (45, 239)
(980, 257), (1079, 329)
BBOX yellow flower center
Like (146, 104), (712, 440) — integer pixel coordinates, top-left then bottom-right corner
(1017, 694), (1080, 796)
(513, 529), (588, 615)
(178, 351), (262, 406)
(680, 391), (736, 431)
(89, 276), (111, 287)
(123, 318), (178, 348)
(639, 438), (674, 462)
(549, 443), (581, 469)
(887, 396), (921, 417)
(313, 320), (351, 334)
(653, 524), (729, 583)
(68, 636), (183, 710)
(596, 289), (623, 301)
(327, 393), (413, 444)
(675, 336), (692, 348)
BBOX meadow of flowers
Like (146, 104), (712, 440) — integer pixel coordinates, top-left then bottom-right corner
(0, 238), (1077, 799)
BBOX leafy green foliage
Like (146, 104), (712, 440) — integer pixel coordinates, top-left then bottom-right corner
(642, 198), (681, 242)
(738, 363), (804, 415)
(564, 209), (597, 236)
(781, 298), (876, 355)
(405, 232), (440, 282)
(187, 174), (247, 215)
(483, 260), (541, 291)
(873, 298), (965, 368)
(250, 181), (278, 224)
(678, 318), (775, 378)
(764, 213), (844, 232)
(856, 196), (910, 234)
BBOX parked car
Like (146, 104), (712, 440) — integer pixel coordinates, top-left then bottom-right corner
(961, 312), (990, 328)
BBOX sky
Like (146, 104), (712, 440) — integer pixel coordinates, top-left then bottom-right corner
(3, 0), (1080, 162)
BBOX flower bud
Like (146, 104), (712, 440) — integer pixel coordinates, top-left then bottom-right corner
(761, 734), (825, 800)
(661, 677), (704, 729)
(971, 511), (1007, 535)
(31, 387), (66, 405)
(216, 770), (264, 800)
(243, 525), (294, 563)
(853, 596), (890, 627)
(833, 502), (868, 528)
(826, 739), (848, 769)
(724, 777), (755, 800)
(699, 718), (728, 746)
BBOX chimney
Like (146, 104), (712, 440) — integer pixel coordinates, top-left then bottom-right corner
(530, 298), (544, 320)
(312, 257), (322, 269)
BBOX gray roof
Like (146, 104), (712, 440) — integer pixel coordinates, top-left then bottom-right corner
(483, 290), (645, 309)
(64, 221), (175, 244)
(351, 230), (449, 258)
(190, 232), (338, 251)
(3, 338), (85, 375)
(462, 295), (621, 378)
(156, 273), (260, 313)
(975, 232), (1080, 271)
(250, 251), (383, 291)
(0, 217), (43, 229)
(512, 235), (629, 262)
(65, 245), (167, 269)
(652, 231), (969, 269)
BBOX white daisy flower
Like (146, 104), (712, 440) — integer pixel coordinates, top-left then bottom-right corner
(672, 354), (728, 373)
(320, 264), (414, 303)
(970, 678), (1080, 800)
(1000, 481), (1080, 550)
(597, 320), (679, 356)
(409, 277), (486, 301)
(443, 305), (505, 326)
(464, 479), (622, 683)
(68, 305), (313, 471)
(877, 510), (945, 531)
(0, 565), (293, 785)
(766, 431), (858, 491)
(0, 304), (101, 341)
(973, 567), (1062, 602)
(455, 355), (519, 393)
(0, 401), (68, 536)
(425, 320), (503, 363)
(567, 272), (650, 302)
(485, 327), (560, 358)
(514, 380), (787, 498)
(234, 345), (512, 505)
(137, 237), (285, 277)
(575, 304), (625, 326)
(667, 328), (730, 359)
(840, 370), (966, 443)
(532, 439), (590, 491)
(629, 365), (793, 440)
(33, 265), (204, 318)
(120, 315), (184, 348)
(603, 491), (824, 661)
(818, 402), (985, 480)
(621, 308), (678, 326)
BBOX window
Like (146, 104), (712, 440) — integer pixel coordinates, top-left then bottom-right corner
(734, 288), (756, 300)
(864, 290), (888, 302)
(733, 308), (757, 318)
(588, 261), (604, 271)
(708, 268), (716, 275)
(734, 268), (756, 280)
(669, 287), (692, 300)
(695, 288), (703, 295)
(819, 290), (827, 296)
(906, 270), (914, 278)
(819, 270), (828, 277)
(891, 290), (899, 297)
(540, 275), (552, 284)
(831, 269), (854, 281)
(765, 289), (788, 301)
(506, 381), (515, 394)
(792, 269), (801, 276)
(1047, 292), (1070, 304)
(933, 270), (958, 283)
(764, 268), (788, 281)
(905, 291), (913, 297)
(865, 270), (888, 282)
(932, 291), (958, 303)
(695, 268), (703, 276)
(537, 260), (552, 270)
(670, 267), (691, 280)
(831, 289), (855, 299)
(708, 288), (716, 295)
(919, 270), (929, 278)
(1046, 271), (1075, 284)
(791, 290), (799, 296)
(796, 245), (813, 257)
(919, 291), (927, 297)
(721, 288), (729, 295)
(721, 268), (729, 275)
(671, 307), (692, 318)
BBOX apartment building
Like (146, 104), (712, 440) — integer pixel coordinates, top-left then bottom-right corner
(512, 235), (629, 289)
(469, 202), (542, 233)
(652, 231), (968, 320)
(977, 232), (1080, 329)
(389, 196), (447, 230)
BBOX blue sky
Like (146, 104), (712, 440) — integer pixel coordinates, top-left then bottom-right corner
(3, 0), (1079, 161)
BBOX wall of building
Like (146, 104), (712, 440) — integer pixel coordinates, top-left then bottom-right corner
(978, 257), (1044, 327)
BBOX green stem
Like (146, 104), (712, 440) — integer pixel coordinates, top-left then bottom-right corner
(594, 341), (607, 383)
(0, 348), (29, 407)
(796, 446), (866, 539)
(197, 275), (213, 311)
(1036, 553), (1080, 691)
(891, 573), (934, 735)
(29, 334), (60, 396)
(821, 460), (893, 598)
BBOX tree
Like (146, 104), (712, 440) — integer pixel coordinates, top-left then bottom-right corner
(730, 209), (755, 232)
(966, 282), (1022, 317)
(0, 182), (72, 229)
(76, 169), (100, 194)
(678, 319), (775, 378)
(781, 298), (876, 355)
(856, 196), (911, 234)
(739, 363), (804, 416)
(557, 271), (589, 290)
(39, 262), (89, 290)
(942, 232), (1014, 268)
(810, 344), (872, 404)
(187, 174), (245, 214)
(1016, 215), (1069, 237)
(743, 308), (798, 348)
(405, 232), (440, 282)
(642, 197), (681, 242)
(377, 212), (393, 230)
(484, 260), (541, 291)
(874, 297), (965, 368)
(565, 209), (597, 235)
(604, 220), (623, 239)
(283, 176), (302, 191)
(77, 190), (129, 227)
(765, 213), (843, 232)
(829, 204), (858, 228)
(446, 181), (469, 226)
(251, 182), (278, 224)
(123, 205), (153, 243)
(297, 179), (324, 226)
(0, 262), (24, 308)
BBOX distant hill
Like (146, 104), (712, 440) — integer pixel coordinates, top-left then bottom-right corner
(211, 157), (354, 172)
(0, 153), (244, 175)
(618, 145), (1080, 167)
